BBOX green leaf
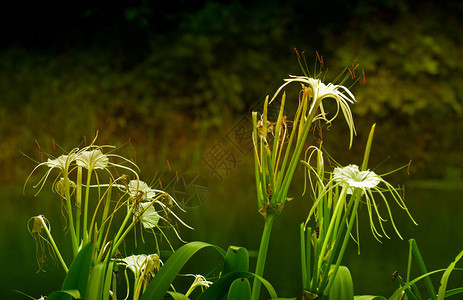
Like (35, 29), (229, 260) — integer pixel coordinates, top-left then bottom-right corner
(328, 266), (354, 300)
(389, 269), (447, 300)
(85, 261), (114, 300)
(409, 239), (436, 299)
(167, 291), (191, 300)
(222, 246), (249, 275)
(392, 271), (418, 300)
(140, 241), (225, 300)
(354, 296), (387, 300)
(227, 278), (251, 300)
(46, 290), (81, 300)
(443, 287), (463, 297)
(437, 249), (463, 300)
(198, 271), (277, 300)
(50, 243), (93, 300)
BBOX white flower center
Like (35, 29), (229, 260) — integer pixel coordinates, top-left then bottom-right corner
(333, 164), (380, 191)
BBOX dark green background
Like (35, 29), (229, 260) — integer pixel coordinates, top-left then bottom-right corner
(1, 1), (462, 299)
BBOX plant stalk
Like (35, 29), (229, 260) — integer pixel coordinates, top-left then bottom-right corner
(251, 212), (276, 300)
(63, 170), (79, 256)
(39, 216), (69, 273)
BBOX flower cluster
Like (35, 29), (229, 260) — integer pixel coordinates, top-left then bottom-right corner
(25, 138), (191, 274)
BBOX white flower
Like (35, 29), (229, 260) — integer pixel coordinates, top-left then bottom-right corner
(331, 164), (416, 241)
(271, 75), (356, 147)
(333, 164), (380, 193)
(45, 154), (76, 171)
(117, 254), (148, 278)
(124, 180), (193, 243)
(185, 274), (213, 296)
(25, 153), (78, 196)
(75, 149), (109, 170)
(117, 253), (161, 278)
(137, 202), (160, 229)
(128, 180), (157, 200)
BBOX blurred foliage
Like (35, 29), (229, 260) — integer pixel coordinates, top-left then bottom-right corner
(0, 1), (462, 184)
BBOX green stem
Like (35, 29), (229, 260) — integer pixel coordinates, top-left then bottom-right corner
(75, 166), (82, 245)
(251, 212), (276, 300)
(97, 187), (112, 249)
(63, 170), (79, 256)
(108, 205), (135, 259)
(301, 223), (308, 289)
(306, 227), (312, 290)
(317, 190), (356, 295)
(316, 186), (347, 271)
(276, 101), (319, 205)
(252, 113), (264, 208)
(83, 169), (93, 243)
(39, 216), (68, 273)
(324, 192), (361, 294)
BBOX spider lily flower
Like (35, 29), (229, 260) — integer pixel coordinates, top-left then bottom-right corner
(124, 180), (193, 242)
(332, 164), (416, 241)
(117, 253), (162, 300)
(333, 164), (380, 194)
(116, 254), (162, 299)
(271, 76), (356, 147)
(75, 145), (140, 181)
(45, 154), (77, 170)
(134, 202), (161, 229)
(117, 254), (160, 278)
(126, 179), (188, 216)
(75, 149), (109, 170)
(185, 274), (213, 296)
(253, 74), (357, 218)
(25, 153), (78, 195)
(128, 180), (157, 200)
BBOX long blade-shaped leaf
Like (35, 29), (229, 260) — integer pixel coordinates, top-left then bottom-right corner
(140, 241), (225, 300)
(59, 243), (94, 299)
(46, 290), (81, 300)
(198, 271), (277, 300)
(437, 250), (463, 300)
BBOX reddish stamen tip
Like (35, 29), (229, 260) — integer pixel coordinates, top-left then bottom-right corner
(294, 48), (300, 59)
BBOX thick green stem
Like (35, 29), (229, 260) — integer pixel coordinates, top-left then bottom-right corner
(63, 171), (79, 256)
(251, 212), (276, 300)
(75, 166), (82, 245)
(83, 169), (93, 243)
